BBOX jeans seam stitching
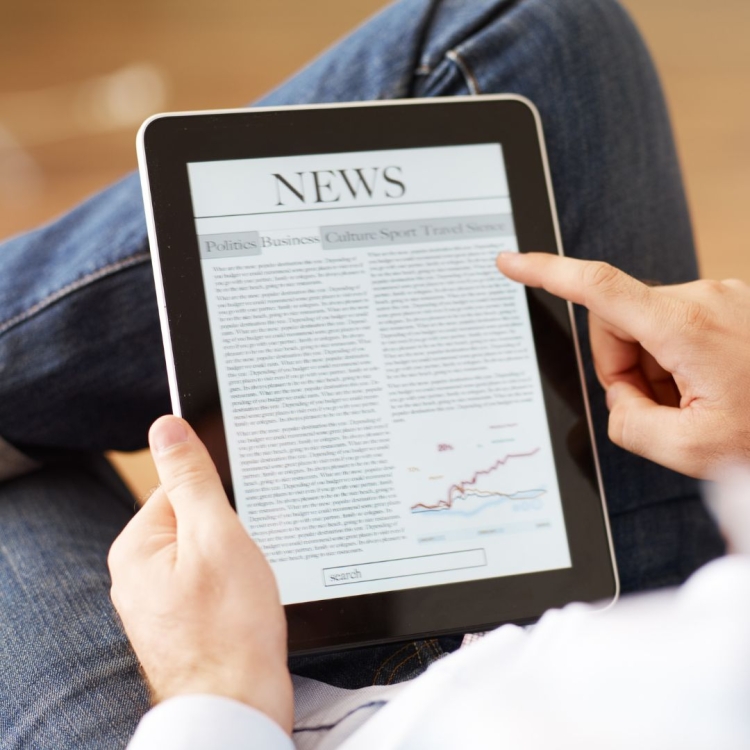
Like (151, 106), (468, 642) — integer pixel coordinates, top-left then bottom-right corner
(372, 642), (413, 685)
(385, 646), (420, 685)
(414, 641), (425, 669)
(445, 48), (481, 95)
(416, 0), (527, 75)
(425, 638), (441, 660)
(0, 251), (150, 336)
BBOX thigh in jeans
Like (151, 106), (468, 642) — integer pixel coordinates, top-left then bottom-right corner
(0, 459), (149, 749)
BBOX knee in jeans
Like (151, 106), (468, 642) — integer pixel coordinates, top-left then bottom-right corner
(415, 0), (653, 98)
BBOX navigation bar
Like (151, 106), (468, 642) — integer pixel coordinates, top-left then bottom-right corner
(320, 214), (514, 250)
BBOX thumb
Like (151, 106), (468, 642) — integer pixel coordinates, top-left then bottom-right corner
(606, 381), (692, 475)
(148, 416), (233, 537)
(108, 485), (176, 593)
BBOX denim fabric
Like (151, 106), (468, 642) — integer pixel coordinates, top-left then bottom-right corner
(0, 0), (725, 747)
(0, 175), (164, 454)
(0, 458), (150, 748)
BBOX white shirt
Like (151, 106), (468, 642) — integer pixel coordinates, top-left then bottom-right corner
(128, 482), (750, 750)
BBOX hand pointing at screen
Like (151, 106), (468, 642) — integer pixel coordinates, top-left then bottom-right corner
(497, 252), (750, 479)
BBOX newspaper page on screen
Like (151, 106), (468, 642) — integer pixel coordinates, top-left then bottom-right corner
(187, 144), (571, 605)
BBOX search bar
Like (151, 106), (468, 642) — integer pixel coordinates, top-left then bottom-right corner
(322, 549), (486, 587)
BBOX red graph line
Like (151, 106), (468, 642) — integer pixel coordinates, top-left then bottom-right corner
(410, 448), (541, 512)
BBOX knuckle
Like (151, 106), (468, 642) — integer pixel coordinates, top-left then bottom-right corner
(695, 278), (725, 295)
(170, 464), (207, 491)
(162, 447), (214, 494)
(721, 278), (748, 289)
(678, 299), (712, 333)
(584, 261), (621, 292)
(608, 405), (646, 457)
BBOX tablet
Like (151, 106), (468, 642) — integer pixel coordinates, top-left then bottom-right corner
(137, 96), (618, 654)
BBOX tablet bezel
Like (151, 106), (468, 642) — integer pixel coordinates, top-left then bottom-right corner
(137, 96), (619, 654)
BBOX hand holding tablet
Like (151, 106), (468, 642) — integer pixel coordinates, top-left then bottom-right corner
(137, 97), (618, 653)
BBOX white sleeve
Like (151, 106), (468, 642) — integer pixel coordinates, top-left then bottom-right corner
(339, 555), (750, 750)
(127, 695), (294, 750)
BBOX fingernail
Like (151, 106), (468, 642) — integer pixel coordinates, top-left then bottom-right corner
(151, 417), (189, 454)
(497, 251), (519, 264)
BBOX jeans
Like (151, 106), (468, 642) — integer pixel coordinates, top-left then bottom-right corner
(0, 1), (725, 747)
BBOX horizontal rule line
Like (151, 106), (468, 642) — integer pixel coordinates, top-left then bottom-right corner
(194, 195), (509, 220)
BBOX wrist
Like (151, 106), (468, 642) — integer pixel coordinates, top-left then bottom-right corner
(150, 657), (294, 734)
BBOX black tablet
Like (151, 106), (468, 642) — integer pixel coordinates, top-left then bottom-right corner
(137, 96), (618, 654)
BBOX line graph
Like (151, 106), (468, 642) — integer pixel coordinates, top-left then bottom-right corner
(410, 448), (542, 514)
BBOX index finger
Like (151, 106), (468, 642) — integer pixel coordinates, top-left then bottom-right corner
(496, 253), (665, 343)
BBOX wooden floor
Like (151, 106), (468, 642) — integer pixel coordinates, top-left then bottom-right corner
(1, 0), (748, 497)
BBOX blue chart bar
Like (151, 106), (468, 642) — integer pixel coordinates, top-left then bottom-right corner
(418, 520), (554, 544)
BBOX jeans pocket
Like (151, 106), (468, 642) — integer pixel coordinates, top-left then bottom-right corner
(372, 638), (448, 686)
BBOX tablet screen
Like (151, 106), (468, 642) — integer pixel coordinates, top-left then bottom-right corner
(186, 143), (572, 605)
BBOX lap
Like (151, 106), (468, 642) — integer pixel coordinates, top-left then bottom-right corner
(0, 1), (726, 745)
(0, 458), (148, 749)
